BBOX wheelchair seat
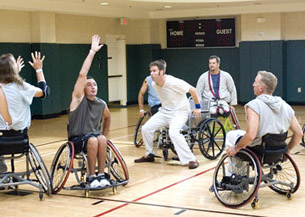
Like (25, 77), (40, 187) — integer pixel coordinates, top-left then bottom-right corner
(0, 130), (29, 156)
(249, 132), (288, 165)
(0, 129), (51, 199)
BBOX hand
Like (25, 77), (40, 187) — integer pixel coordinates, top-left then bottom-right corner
(192, 108), (201, 118)
(91, 34), (104, 53)
(28, 51), (45, 70)
(226, 146), (237, 156)
(139, 110), (145, 118)
(16, 56), (25, 72)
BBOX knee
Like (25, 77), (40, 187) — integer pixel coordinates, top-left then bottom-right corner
(141, 124), (150, 134)
(87, 137), (98, 149)
(97, 135), (107, 147)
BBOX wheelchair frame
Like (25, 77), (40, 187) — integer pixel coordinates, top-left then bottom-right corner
(0, 137), (51, 200)
(211, 134), (301, 208)
(50, 139), (129, 197)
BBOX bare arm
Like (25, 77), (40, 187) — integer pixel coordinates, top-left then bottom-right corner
(287, 116), (303, 153)
(102, 105), (111, 137)
(138, 78), (148, 117)
(189, 86), (201, 118)
(227, 106), (259, 156)
(70, 34), (103, 111)
(28, 51), (46, 98)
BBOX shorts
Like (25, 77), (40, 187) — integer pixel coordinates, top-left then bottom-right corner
(69, 133), (101, 154)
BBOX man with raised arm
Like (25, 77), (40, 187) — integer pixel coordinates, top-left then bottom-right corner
(68, 35), (111, 188)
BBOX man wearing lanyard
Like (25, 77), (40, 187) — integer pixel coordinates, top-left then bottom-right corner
(196, 55), (237, 116)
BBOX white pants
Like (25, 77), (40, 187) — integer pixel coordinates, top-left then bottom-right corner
(210, 99), (229, 115)
(141, 110), (196, 165)
(225, 130), (248, 176)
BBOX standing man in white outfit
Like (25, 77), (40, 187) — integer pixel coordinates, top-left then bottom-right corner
(134, 60), (202, 169)
(196, 55), (237, 116)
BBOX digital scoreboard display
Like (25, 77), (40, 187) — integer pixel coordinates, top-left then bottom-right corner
(167, 18), (235, 48)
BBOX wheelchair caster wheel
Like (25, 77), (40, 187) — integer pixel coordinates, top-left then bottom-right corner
(85, 190), (89, 198)
(209, 185), (215, 193)
(39, 192), (43, 201)
(251, 198), (259, 209)
(286, 192), (293, 200)
(163, 149), (168, 161)
(113, 186), (117, 195)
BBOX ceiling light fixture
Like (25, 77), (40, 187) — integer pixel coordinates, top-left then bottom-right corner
(100, 2), (109, 5)
(164, 6), (172, 9)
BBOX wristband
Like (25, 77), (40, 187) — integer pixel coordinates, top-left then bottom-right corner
(36, 69), (43, 73)
(89, 49), (96, 54)
(195, 103), (201, 109)
(139, 109), (145, 112)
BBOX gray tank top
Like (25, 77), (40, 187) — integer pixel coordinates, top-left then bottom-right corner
(68, 96), (106, 138)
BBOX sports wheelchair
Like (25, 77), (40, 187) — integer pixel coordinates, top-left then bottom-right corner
(0, 130), (51, 200)
(210, 132), (300, 208)
(50, 139), (129, 197)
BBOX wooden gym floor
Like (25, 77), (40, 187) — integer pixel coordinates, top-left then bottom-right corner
(0, 105), (305, 217)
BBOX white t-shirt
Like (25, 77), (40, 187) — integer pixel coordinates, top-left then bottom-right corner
(152, 75), (191, 113)
(0, 82), (37, 130)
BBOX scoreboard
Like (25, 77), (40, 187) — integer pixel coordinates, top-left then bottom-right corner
(167, 18), (235, 48)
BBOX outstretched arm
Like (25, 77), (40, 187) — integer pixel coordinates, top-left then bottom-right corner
(138, 78), (148, 117)
(70, 34), (103, 110)
(28, 51), (49, 98)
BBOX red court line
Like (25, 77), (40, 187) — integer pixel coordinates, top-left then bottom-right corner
(94, 166), (216, 217)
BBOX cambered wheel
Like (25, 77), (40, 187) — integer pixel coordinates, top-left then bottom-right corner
(134, 112), (150, 147)
(212, 148), (262, 208)
(28, 143), (52, 195)
(49, 142), (74, 194)
(106, 140), (129, 185)
(267, 153), (300, 195)
(198, 118), (226, 160)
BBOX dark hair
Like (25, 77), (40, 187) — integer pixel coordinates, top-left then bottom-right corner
(0, 53), (24, 86)
(209, 55), (221, 65)
(149, 60), (165, 72)
(86, 76), (95, 80)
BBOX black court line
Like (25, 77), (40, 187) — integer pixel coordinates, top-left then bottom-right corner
(174, 209), (186, 215)
(57, 193), (264, 217)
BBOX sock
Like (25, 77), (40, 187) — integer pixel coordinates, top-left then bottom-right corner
(97, 173), (105, 178)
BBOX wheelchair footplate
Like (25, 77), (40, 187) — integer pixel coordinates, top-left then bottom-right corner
(218, 174), (249, 193)
(64, 178), (128, 191)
